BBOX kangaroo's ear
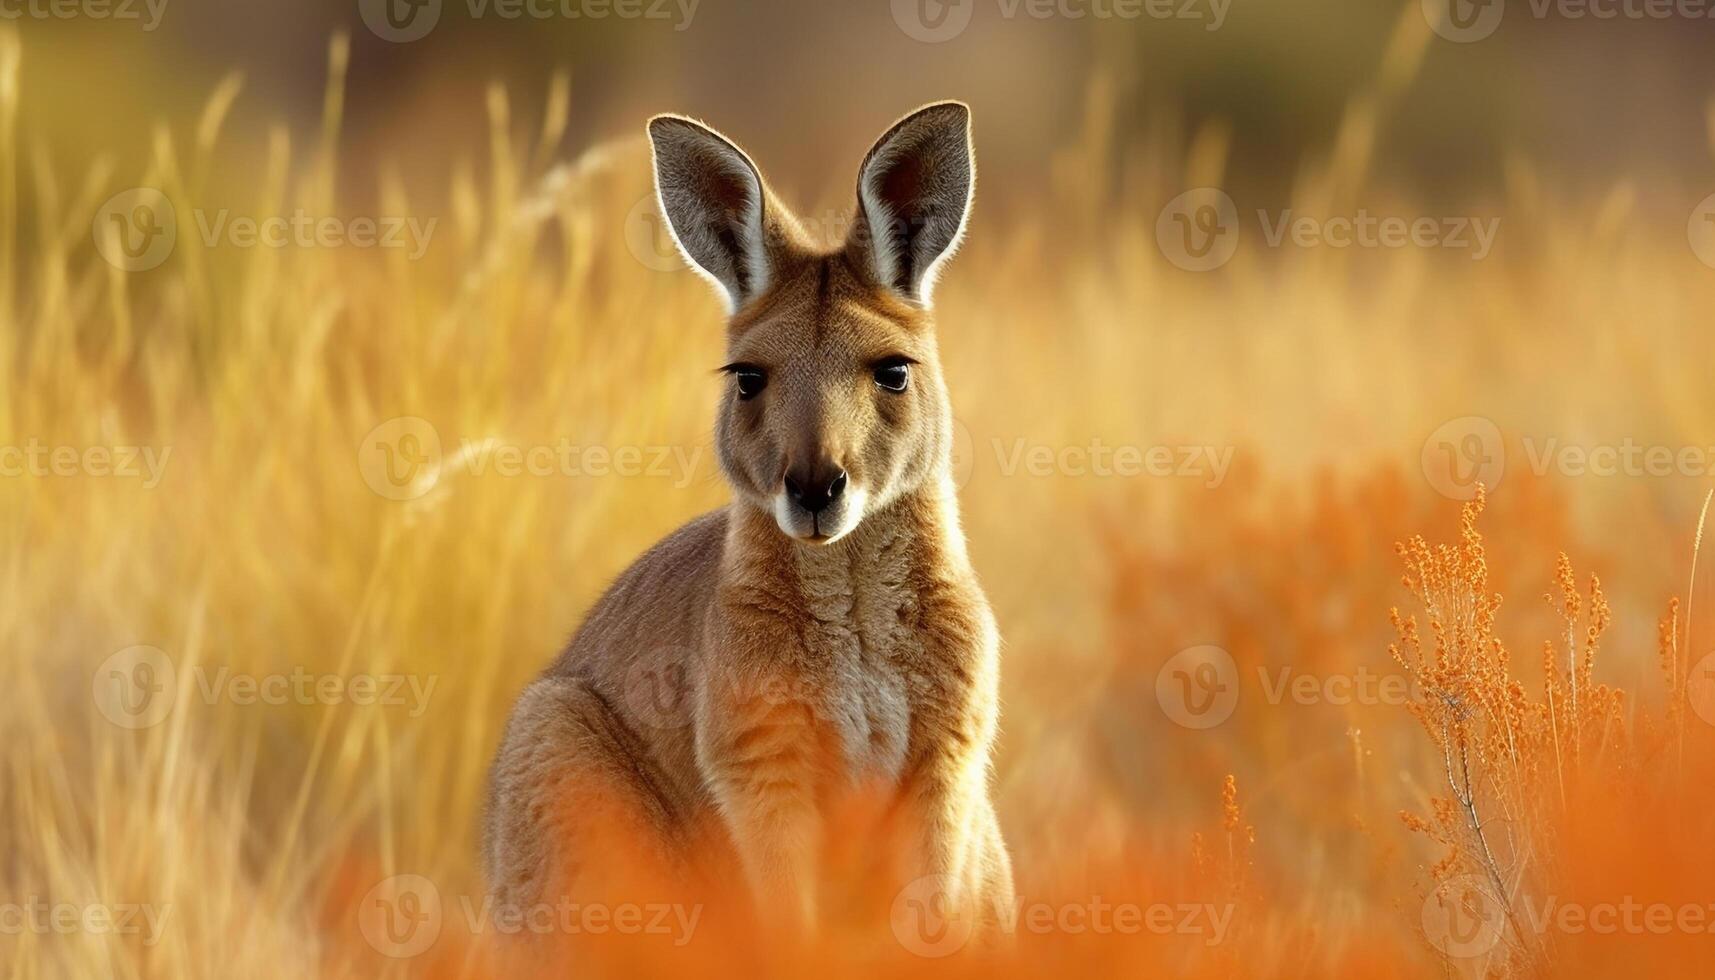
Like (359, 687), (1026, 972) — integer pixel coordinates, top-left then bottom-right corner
(648, 115), (789, 313)
(846, 101), (974, 307)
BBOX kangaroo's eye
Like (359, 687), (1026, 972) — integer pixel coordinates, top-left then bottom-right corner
(873, 358), (910, 393)
(733, 367), (767, 401)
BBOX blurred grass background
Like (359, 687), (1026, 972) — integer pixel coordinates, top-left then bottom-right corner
(6, 0), (1715, 976)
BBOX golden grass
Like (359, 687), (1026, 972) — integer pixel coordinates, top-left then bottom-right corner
(6, 8), (1715, 977)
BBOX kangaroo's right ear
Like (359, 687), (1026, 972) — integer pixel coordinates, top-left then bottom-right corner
(648, 115), (787, 314)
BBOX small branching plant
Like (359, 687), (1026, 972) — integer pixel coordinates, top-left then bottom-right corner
(1389, 486), (1645, 976)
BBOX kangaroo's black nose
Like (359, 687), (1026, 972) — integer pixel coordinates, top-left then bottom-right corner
(784, 466), (848, 514)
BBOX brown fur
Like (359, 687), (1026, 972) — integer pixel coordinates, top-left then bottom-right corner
(484, 102), (1012, 936)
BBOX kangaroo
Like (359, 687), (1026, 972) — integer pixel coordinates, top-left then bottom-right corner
(483, 102), (1013, 936)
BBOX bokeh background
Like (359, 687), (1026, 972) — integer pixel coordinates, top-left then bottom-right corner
(8, 0), (1715, 976)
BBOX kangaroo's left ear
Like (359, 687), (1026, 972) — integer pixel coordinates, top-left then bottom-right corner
(846, 101), (974, 307)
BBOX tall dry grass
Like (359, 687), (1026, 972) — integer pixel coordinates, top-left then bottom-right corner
(5, 5), (1715, 977)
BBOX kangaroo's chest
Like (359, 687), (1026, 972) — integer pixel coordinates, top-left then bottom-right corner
(794, 552), (926, 783)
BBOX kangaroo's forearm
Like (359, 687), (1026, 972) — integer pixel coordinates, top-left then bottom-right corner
(699, 683), (829, 923)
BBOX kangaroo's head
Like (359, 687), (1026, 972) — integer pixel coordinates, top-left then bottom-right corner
(648, 102), (973, 546)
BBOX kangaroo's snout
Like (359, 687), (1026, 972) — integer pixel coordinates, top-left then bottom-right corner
(775, 458), (864, 543)
(784, 464), (847, 514)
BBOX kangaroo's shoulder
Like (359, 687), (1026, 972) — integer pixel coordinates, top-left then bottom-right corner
(547, 508), (728, 677)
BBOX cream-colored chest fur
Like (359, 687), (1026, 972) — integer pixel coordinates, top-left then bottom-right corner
(789, 523), (923, 782)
